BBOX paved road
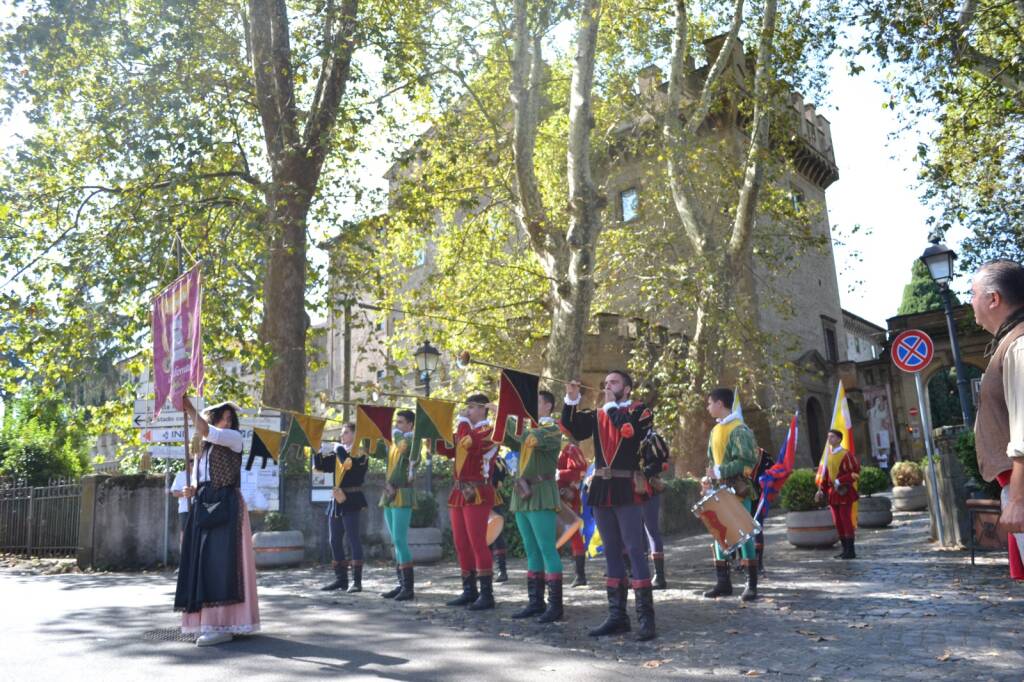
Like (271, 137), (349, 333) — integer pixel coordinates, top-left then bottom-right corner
(2, 509), (1022, 681)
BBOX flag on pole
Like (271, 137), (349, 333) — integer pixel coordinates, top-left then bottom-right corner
(579, 463), (604, 558)
(755, 412), (799, 514)
(246, 427), (283, 471)
(412, 398), (455, 460)
(353, 405), (396, 456)
(152, 264), (203, 416)
(491, 369), (540, 443)
(817, 383), (854, 487)
(280, 413), (325, 462)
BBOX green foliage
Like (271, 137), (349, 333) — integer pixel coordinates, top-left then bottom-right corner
(954, 431), (1001, 499)
(0, 387), (89, 485)
(847, 1), (1024, 271)
(897, 260), (949, 315)
(780, 468), (822, 512)
(857, 466), (889, 497)
(262, 512), (291, 532)
(660, 476), (703, 534)
(890, 460), (924, 487)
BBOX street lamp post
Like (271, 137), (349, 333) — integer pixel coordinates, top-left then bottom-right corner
(920, 239), (975, 427)
(414, 340), (441, 491)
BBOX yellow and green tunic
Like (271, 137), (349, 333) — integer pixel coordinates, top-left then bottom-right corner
(503, 416), (562, 513)
(378, 429), (416, 509)
(706, 414), (758, 561)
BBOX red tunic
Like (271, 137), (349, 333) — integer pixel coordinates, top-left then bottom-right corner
(436, 418), (498, 508)
(556, 442), (588, 508)
(818, 447), (860, 506)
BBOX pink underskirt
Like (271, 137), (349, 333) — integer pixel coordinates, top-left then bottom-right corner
(181, 498), (261, 634)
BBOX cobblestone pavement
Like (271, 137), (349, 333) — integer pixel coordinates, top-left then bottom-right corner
(264, 509), (1023, 681)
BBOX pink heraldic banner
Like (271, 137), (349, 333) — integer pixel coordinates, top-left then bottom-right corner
(152, 265), (204, 416)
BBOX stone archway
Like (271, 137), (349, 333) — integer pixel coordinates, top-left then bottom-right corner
(806, 396), (826, 466)
(925, 363), (984, 428)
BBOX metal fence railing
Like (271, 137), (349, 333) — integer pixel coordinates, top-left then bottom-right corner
(0, 479), (81, 557)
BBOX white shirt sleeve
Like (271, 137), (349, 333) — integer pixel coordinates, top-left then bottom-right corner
(206, 425), (244, 454)
(1004, 338), (1024, 458)
(169, 471), (186, 494)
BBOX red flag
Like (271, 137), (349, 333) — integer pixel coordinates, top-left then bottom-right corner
(491, 369), (540, 443)
(152, 265), (203, 416)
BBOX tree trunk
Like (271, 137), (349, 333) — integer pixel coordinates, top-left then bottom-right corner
(544, 250), (595, 385)
(261, 179), (311, 411)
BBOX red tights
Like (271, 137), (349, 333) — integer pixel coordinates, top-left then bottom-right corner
(450, 504), (493, 575)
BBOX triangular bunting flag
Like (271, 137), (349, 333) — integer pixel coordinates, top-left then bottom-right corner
(246, 427), (283, 471)
(280, 415), (312, 462)
(412, 397), (455, 459)
(354, 405), (396, 456)
(491, 368), (540, 443)
(293, 413), (326, 452)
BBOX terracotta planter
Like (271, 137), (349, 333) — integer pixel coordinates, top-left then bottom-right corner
(892, 485), (928, 512)
(857, 495), (893, 528)
(786, 509), (838, 548)
(253, 530), (304, 568)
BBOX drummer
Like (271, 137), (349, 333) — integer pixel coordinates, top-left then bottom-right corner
(500, 390), (566, 623)
(702, 387), (760, 602)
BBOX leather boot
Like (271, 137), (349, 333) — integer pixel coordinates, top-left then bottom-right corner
(571, 555), (587, 587)
(835, 537), (855, 560)
(756, 542), (765, 575)
(381, 567), (403, 599)
(652, 554), (667, 590)
(847, 537), (856, 559)
(588, 583), (631, 637)
(511, 573), (545, 619)
(347, 561), (363, 593)
(703, 561), (733, 598)
(321, 561), (349, 591)
(446, 571), (478, 606)
(494, 551), (508, 583)
(537, 576), (563, 623)
(468, 574), (495, 610)
(740, 561), (758, 602)
(634, 585), (656, 641)
(395, 565), (415, 601)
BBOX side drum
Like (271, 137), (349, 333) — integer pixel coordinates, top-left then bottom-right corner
(691, 486), (760, 554)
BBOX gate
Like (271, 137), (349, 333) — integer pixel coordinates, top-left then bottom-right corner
(0, 479), (81, 557)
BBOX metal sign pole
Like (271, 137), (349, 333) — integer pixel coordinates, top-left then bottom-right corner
(163, 460), (170, 566)
(913, 371), (945, 543)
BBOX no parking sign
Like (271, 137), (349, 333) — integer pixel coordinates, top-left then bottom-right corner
(892, 329), (934, 373)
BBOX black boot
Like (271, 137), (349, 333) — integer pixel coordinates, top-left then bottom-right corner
(468, 574), (495, 610)
(347, 562), (363, 593)
(740, 561), (758, 602)
(652, 554), (667, 590)
(537, 577), (563, 623)
(447, 572), (479, 606)
(494, 552), (508, 583)
(395, 565), (415, 601)
(835, 537), (855, 559)
(381, 567), (403, 599)
(511, 573), (546, 619)
(588, 583), (631, 637)
(756, 542), (765, 575)
(634, 585), (656, 641)
(571, 555), (587, 587)
(321, 561), (349, 591)
(703, 561), (733, 598)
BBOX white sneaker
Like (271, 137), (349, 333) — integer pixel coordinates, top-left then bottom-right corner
(196, 632), (234, 647)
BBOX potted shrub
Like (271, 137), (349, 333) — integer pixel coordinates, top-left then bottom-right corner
(856, 466), (893, 528)
(252, 511), (305, 568)
(405, 490), (443, 564)
(890, 461), (928, 511)
(781, 468), (838, 548)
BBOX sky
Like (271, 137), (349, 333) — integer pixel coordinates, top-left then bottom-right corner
(820, 52), (971, 327)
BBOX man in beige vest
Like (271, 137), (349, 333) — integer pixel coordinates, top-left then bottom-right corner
(971, 259), (1024, 579)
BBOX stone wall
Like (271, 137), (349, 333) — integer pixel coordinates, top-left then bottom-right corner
(77, 474), (176, 571)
